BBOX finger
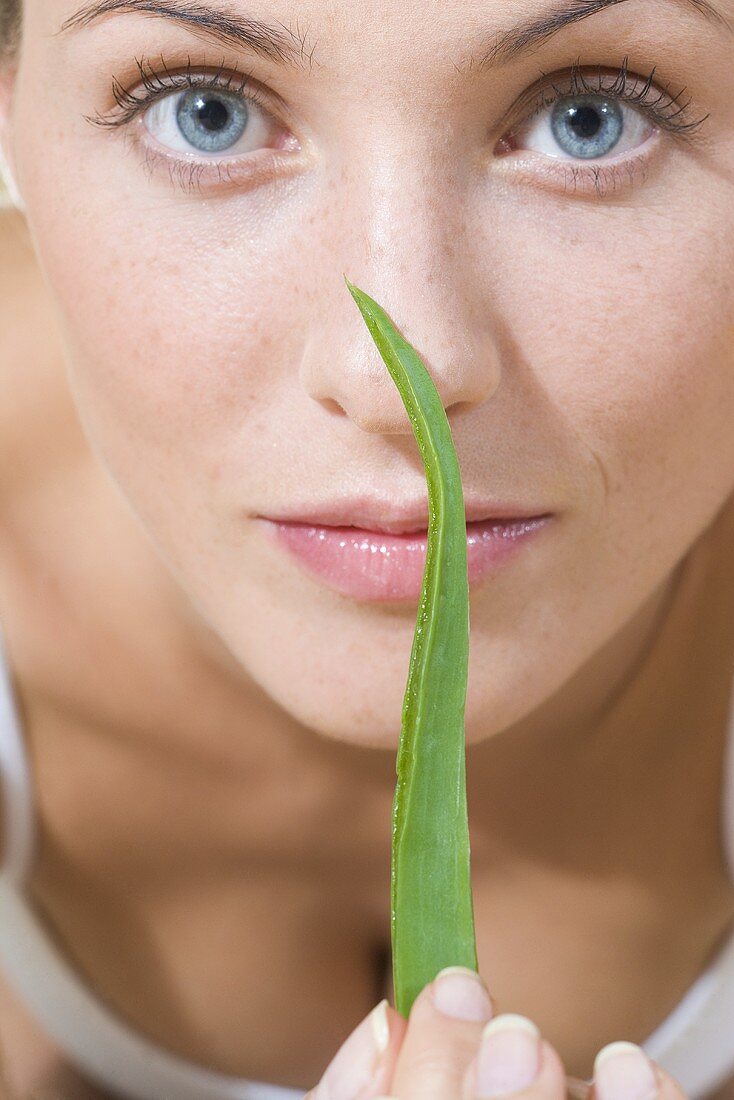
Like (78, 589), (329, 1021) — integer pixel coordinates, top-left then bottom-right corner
(390, 966), (495, 1099)
(591, 1041), (684, 1100)
(306, 999), (407, 1100)
(462, 1014), (567, 1100)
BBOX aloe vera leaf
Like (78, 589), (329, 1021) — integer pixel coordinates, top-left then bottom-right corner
(344, 276), (478, 1017)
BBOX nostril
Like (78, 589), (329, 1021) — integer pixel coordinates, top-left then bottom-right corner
(317, 396), (348, 417)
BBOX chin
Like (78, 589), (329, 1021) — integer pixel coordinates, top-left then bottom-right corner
(278, 690), (405, 751)
(316, 723), (401, 751)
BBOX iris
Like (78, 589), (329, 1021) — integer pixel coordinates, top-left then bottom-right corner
(551, 95), (624, 159)
(175, 89), (249, 153)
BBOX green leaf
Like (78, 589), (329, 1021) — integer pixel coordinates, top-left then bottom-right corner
(344, 275), (478, 1018)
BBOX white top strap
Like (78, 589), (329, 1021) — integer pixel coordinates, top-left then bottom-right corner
(0, 617), (36, 884)
(641, 913), (734, 1098)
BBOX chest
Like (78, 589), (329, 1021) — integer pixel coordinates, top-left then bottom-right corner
(0, 857), (393, 1097)
(4, 871), (734, 1100)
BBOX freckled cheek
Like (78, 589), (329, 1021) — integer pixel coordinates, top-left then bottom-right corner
(537, 268), (734, 510)
(53, 254), (274, 462)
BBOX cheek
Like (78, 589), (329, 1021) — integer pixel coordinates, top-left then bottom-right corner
(24, 193), (308, 544)
(498, 178), (734, 547)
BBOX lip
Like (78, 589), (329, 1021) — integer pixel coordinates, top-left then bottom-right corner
(257, 511), (555, 603)
(258, 496), (551, 536)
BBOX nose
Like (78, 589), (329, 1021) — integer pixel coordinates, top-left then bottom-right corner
(299, 204), (502, 436)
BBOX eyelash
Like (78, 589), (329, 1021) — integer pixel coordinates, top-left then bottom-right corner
(510, 54), (711, 197)
(523, 54), (709, 139)
(90, 53), (270, 127)
(87, 53), (711, 198)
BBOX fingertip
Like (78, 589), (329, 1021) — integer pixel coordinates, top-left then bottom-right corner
(429, 967), (494, 1024)
(371, 1000), (390, 1055)
(589, 1056), (691, 1100)
(592, 1042), (660, 1100)
(462, 1032), (568, 1100)
(375, 999), (408, 1057)
(310, 1000), (405, 1100)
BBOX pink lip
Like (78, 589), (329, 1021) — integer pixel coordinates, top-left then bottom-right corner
(259, 515), (554, 602)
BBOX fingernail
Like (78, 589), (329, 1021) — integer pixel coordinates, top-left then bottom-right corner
(432, 966), (493, 1022)
(594, 1042), (658, 1100)
(475, 1014), (542, 1097)
(317, 999), (390, 1100)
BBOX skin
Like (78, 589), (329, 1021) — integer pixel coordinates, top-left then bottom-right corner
(0, 0), (733, 1094)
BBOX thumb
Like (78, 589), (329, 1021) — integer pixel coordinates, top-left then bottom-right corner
(307, 999), (407, 1100)
(390, 967), (495, 1099)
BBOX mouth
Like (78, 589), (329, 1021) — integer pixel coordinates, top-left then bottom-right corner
(259, 496), (553, 536)
(256, 512), (555, 603)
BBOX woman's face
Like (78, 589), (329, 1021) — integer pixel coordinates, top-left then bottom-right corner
(1, 0), (733, 748)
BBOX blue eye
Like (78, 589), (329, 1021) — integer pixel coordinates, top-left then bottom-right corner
(550, 96), (624, 160)
(142, 85), (274, 158)
(175, 89), (249, 154)
(510, 89), (655, 165)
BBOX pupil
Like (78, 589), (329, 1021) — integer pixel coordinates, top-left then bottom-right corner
(194, 96), (230, 133)
(567, 105), (602, 140)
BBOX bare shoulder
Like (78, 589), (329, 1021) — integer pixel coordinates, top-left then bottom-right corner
(0, 207), (76, 501)
(0, 207), (85, 858)
(0, 205), (50, 364)
(0, 207), (47, 486)
(0, 205), (34, 267)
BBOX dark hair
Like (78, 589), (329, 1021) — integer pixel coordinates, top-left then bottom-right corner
(0, 0), (20, 59)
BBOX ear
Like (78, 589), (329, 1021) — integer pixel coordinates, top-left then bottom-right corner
(0, 62), (24, 211)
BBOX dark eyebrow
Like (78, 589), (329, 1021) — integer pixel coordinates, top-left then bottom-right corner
(477, 0), (732, 70)
(55, 0), (317, 70)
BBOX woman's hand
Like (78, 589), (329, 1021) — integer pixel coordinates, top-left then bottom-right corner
(305, 966), (689, 1100)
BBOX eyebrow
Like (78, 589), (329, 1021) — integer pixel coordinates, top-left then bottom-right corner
(56, 0), (732, 74)
(478, 0), (732, 69)
(55, 0), (317, 70)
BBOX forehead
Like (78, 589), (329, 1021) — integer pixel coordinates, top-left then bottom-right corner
(43, 0), (734, 79)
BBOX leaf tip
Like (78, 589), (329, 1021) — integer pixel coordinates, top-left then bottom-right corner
(344, 277), (371, 317)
